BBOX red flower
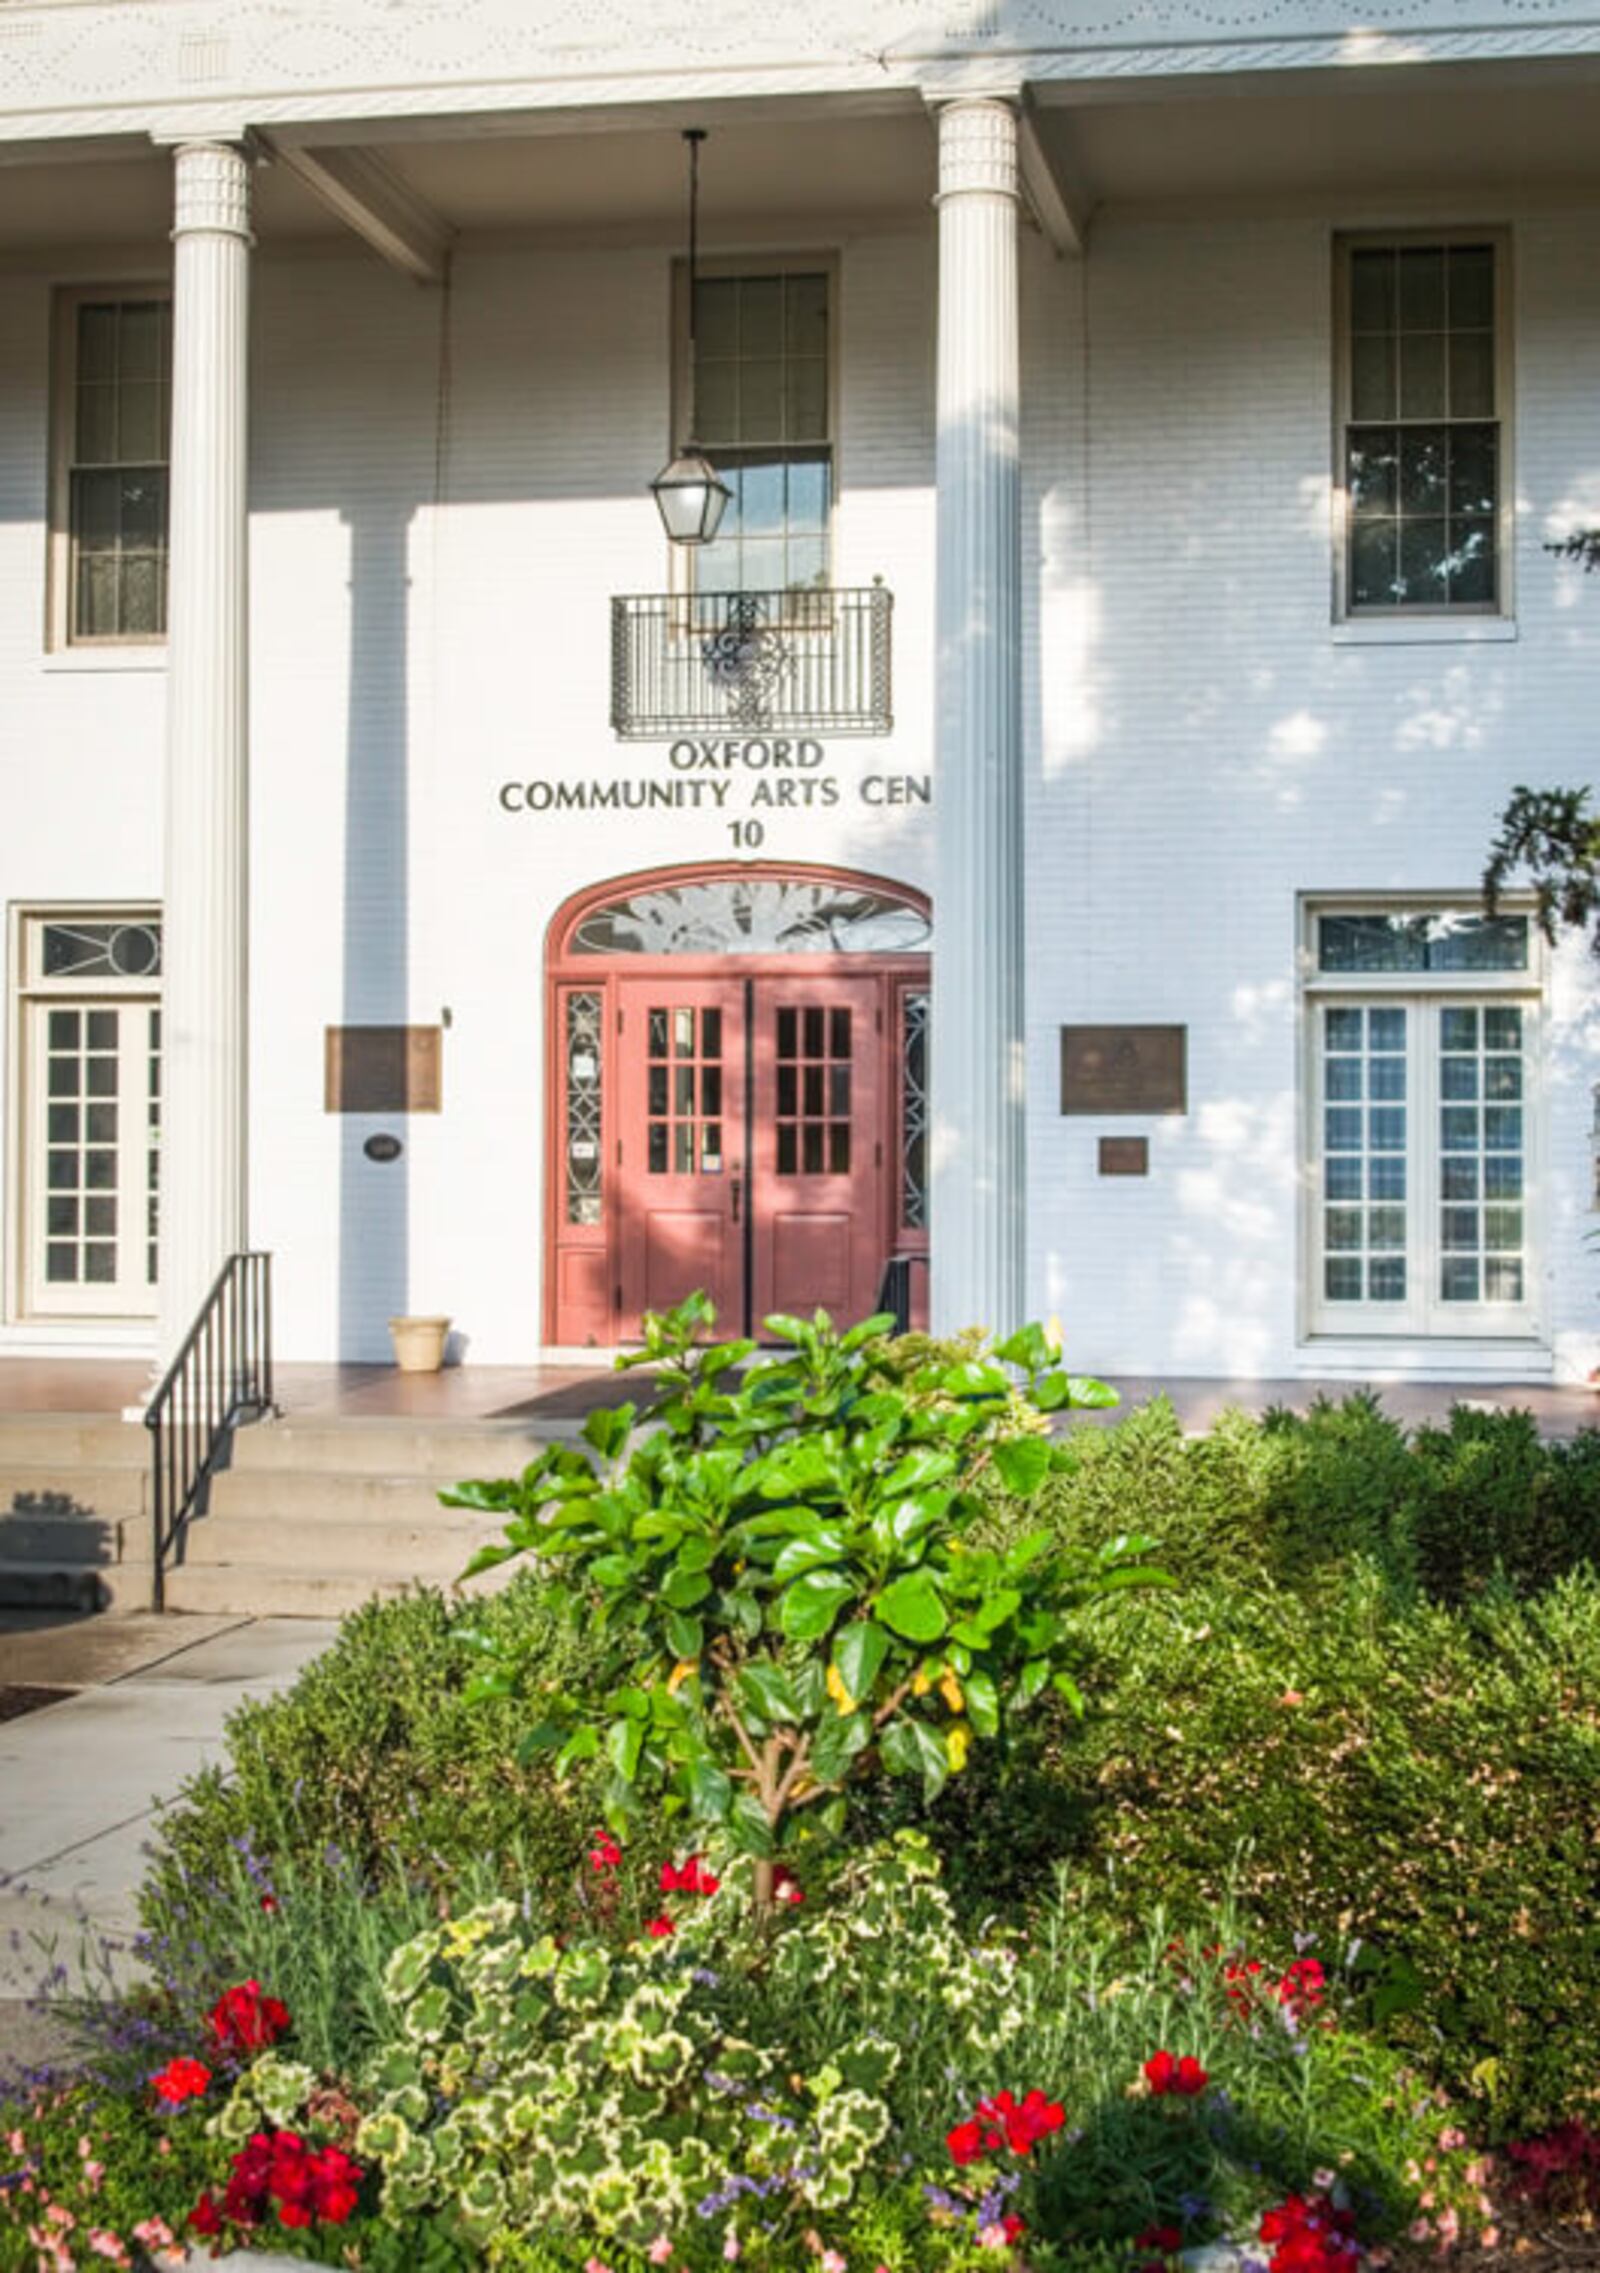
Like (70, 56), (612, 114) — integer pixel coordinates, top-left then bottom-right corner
(221, 2132), (274, 2226)
(773, 1866), (805, 1906)
(188, 2195), (222, 2237)
(949, 2089), (1066, 2165)
(308, 2144), (363, 2226)
(588, 1832), (623, 1872)
(1277, 1958), (1327, 2017)
(660, 1855), (721, 1897)
(1002, 2214), (1026, 2243)
(259, 1893), (279, 1914)
(1258, 2192), (1361, 2273)
(947, 2118), (986, 2166)
(1143, 2050), (1208, 2097)
(1137, 2227), (1184, 2254)
(206, 1981), (291, 2057)
(645, 1914), (676, 1939)
(152, 2055), (212, 2106)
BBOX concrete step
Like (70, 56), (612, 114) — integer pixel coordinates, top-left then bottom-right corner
(226, 1420), (556, 1478)
(159, 1559), (508, 1619)
(180, 1512), (507, 1578)
(0, 1510), (125, 1563)
(0, 1419), (148, 1469)
(0, 1464), (147, 1519)
(206, 1469), (492, 1524)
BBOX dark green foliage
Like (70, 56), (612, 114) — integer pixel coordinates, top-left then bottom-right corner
(1406, 1404), (1600, 1599)
(141, 1576), (613, 1930)
(1483, 782), (1600, 955)
(938, 1564), (1600, 2137)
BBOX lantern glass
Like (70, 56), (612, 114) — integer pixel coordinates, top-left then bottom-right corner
(651, 449), (731, 547)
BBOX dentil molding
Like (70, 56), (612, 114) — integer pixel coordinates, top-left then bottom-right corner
(0, 0), (1599, 140)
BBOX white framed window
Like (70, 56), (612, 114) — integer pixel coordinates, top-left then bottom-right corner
(1301, 900), (1540, 1339)
(1333, 232), (1512, 621)
(9, 909), (162, 1319)
(673, 255), (836, 596)
(48, 287), (172, 648)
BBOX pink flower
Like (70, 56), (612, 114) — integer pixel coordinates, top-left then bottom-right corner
(821, 2254), (847, 2272)
(83, 2161), (105, 2187)
(1439, 2127), (1466, 2152)
(1409, 2219), (1432, 2243)
(87, 2233), (128, 2265)
(649, 2242), (674, 2266)
(724, 2232), (742, 2262)
(1481, 2228), (1501, 2250)
(977, 2226), (1010, 2251)
(133, 2223), (175, 2249)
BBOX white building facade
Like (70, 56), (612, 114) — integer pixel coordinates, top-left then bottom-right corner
(1, 0), (1597, 1384)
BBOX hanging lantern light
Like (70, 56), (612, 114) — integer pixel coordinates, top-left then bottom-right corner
(651, 129), (731, 547)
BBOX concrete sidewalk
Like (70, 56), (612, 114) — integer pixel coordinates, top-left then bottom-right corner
(0, 1610), (337, 2076)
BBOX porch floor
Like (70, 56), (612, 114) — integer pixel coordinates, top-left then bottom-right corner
(0, 1358), (1593, 1436)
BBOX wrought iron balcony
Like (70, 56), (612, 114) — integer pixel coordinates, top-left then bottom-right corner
(611, 585), (893, 740)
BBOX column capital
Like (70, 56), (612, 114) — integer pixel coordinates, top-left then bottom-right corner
(931, 95), (1021, 207)
(166, 138), (255, 242)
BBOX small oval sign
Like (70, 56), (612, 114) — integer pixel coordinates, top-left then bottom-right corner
(363, 1133), (403, 1163)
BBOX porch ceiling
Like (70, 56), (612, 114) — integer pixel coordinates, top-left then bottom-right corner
(1, 60), (1598, 263)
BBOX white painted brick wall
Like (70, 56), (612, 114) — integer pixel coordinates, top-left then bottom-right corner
(0, 209), (1594, 1377)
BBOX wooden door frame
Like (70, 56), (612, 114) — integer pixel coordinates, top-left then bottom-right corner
(543, 861), (931, 1347)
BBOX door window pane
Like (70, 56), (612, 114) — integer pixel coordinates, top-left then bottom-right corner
(1320, 1004), (1408, 1302)
(774, 999), (852, 1179)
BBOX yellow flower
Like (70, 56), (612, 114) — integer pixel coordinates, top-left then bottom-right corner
(939, 1670), (965, 1715)
(667, 1659), (698, 1694)
(947, 1724), (971, 1773)
(911, 1668), (932, 1697)
(826, 1663), (855, 1716)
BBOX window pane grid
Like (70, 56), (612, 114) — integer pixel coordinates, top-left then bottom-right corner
(691, 271), (831, 595)
(774, 1002), (851, 1178)
(1344, 243), (1499, 612)
(68, 299), (172, 641)
(1321, 1004), (1408, 1304)
(1438, 1003), (1525, 1304)
(646, 1005), (724, 1176)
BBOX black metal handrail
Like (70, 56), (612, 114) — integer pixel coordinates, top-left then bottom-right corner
(146, 1251), (275, 1610)
(611, 585), (893, 738)
(876, 1251), (930, 1336)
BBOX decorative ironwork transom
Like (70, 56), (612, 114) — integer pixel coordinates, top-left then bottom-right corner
(570, 879), (930, 958)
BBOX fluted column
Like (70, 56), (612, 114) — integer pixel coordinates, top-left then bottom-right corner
(930, 96), (1025, 1337)
(157, 140), (252, 1364)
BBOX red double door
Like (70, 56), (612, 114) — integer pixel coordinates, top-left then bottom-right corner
(615, 972), (887, 1340)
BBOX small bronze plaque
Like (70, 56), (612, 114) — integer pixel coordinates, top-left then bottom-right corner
(1098, 1136), (1149, 1177)
(326, 1027), (442, 1114)
(1061, 1025), (1186, 1116)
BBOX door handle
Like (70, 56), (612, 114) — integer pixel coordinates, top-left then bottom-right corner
(731, 1174), (742, 1224)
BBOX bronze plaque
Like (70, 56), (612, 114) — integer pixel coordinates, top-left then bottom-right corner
(325, 1026), (442, 1114)
(1061, 1025), (1186, 1115)
(1098, 1136), (1149, 1176)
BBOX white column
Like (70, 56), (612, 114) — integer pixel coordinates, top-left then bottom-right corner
(157, 140), (253, 1365)
(930, 95), (1026, 1338)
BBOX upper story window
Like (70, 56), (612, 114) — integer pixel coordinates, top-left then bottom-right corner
(679, 260), (834, 596)
(1335, 235), (1510, 619)
(50, 289), (172, 646)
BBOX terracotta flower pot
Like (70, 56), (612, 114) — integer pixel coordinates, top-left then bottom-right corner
(388, 1315), (451, 1373)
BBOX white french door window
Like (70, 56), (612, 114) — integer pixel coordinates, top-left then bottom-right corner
(1305, 906), (1539, 1339)
(15, 913), (161, 1319)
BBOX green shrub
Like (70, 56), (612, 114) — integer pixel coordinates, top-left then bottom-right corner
(140, 1577), (623, 1938)
(1020, 1563), (1600, 2137)
(1405, 1407), (1600, 1600)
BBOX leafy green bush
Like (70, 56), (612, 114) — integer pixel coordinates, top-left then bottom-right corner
(449, 1296), (1152, 1901)
(1405, 1406), (1600, 1599)
(140, 1578), (614, 1938)
(1019, 1564), (1600, 2137)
